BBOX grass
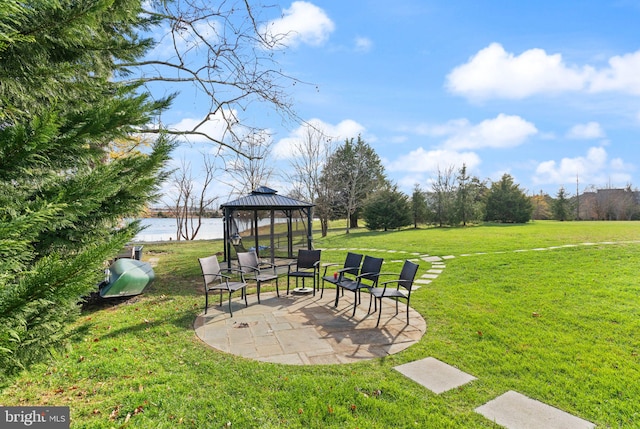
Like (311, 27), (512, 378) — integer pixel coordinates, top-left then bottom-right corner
(2, 221), (640, 427)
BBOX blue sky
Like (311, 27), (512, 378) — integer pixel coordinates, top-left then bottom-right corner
(154, 0), (640, 202)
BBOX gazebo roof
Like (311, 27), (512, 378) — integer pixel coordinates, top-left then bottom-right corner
(220, 186), (313, 210)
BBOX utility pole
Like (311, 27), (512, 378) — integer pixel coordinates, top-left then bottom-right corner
(576, 173), (580, 220)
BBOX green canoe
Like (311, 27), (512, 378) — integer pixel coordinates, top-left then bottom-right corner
(100, 258), (155, 298)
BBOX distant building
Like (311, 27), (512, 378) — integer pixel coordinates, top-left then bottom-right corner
(577, 188), (640, 220)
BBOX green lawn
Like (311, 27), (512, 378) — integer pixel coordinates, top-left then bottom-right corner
(2, 221), (640, 428)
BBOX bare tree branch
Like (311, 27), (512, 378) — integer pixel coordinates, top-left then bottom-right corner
(122, 0), (309, 158)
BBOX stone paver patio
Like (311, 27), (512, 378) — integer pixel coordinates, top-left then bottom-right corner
(194, 290), (427, 365)
(193, 249), (597, 427)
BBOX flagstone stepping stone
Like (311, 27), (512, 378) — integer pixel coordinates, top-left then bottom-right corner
(475, 391), (595, 429)
(421, 273), (439, 279)
(427, 269), (443, 274)
(394, 357), (477, 394)
(422, 256), (443, 262)
(414, 279), (431, 285)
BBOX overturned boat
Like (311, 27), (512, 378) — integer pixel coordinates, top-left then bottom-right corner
(99, 258), (155, 298)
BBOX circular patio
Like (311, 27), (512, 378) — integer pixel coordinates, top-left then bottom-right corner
(194, 290), (426, 365)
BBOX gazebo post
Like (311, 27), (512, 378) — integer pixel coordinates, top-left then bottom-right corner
(287, 210), (293, 258)
(270, 209), (275, 264)
(223, 208), (230, 270)
(306, 207), (313, 250)
(253, 210), (259, 258)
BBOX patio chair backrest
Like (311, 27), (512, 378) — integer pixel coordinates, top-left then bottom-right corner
(199, 255), (222, 285)
(398, 260), (419, 291)
(343, 252), (363, 277)
(237, 251), (259, 271)
(296, 249), (321, 269)
(359, 255), (384, 282)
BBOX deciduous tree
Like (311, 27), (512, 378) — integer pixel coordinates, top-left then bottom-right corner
(320, 135), (386, 233)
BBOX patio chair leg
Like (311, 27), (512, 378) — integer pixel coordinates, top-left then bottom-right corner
(257, 282), (261, 304)
(275, 278), (280, 297)
(335, 286), (340, 307)
(352, 295), (358, 317)
(205, 293), (208, 314)
(244, 289), (248, 307)
(228, 292), (233, 317)
(376, 298), (382, 327)
(406, 299), (410, 325)
(396, 298), (399, 315)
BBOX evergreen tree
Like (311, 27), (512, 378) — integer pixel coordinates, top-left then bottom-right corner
(484, 174), (533, 223)
(552, 187), (572, 221)
(363, 187), (412, 231)
(0, 0), (173, 380)
(411, 184), (429, 228)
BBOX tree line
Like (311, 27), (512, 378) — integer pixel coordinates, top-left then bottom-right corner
(287, 128), (640, 234)
(288, 129), (534, 234)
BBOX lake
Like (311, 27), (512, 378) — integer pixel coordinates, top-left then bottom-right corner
(131, 218), (224, 242)
(131, 217), (286, 242)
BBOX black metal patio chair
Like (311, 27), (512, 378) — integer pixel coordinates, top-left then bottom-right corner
(321, 252), (363, 299)
(287, 249), (321, 295)
(335, 255), (384, 317)
(368, 260), (419, 327)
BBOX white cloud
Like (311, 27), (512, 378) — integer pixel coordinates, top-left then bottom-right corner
(386, 147), (481, 173)
(414, 114), (537, 150)
(446, 43), (589, 100)
(533, 146), (631, 186)
(354, 36), (373, 52)
(566, 122), (605, 139)
(448, 43), (640, 100)
(589, 50), (640, 95)
(272, 118), (365, 159)
(261, 2), (335, 48)
(169, 109), (238, 144)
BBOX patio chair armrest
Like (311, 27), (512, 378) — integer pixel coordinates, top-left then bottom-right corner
(322, 262), (339, 275)
(355, 271), (380, 279)
(242, 265), (260, 275)
(258, 261), (277, 269)
(378, 278), (401, 287)
(221, 268), (246, 281)
(337, 266), (359, 273)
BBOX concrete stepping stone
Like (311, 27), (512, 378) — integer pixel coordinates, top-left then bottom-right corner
(475, 391), (595, 429)
(414, 279), (431, 285)
(394, 357), (477, 394)
(421, 273), (439, 279)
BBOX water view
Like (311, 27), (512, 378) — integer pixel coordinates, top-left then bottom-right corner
(131, 217), (289, 242)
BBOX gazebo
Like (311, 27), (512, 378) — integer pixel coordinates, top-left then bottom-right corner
(220, 186), (314, 269)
